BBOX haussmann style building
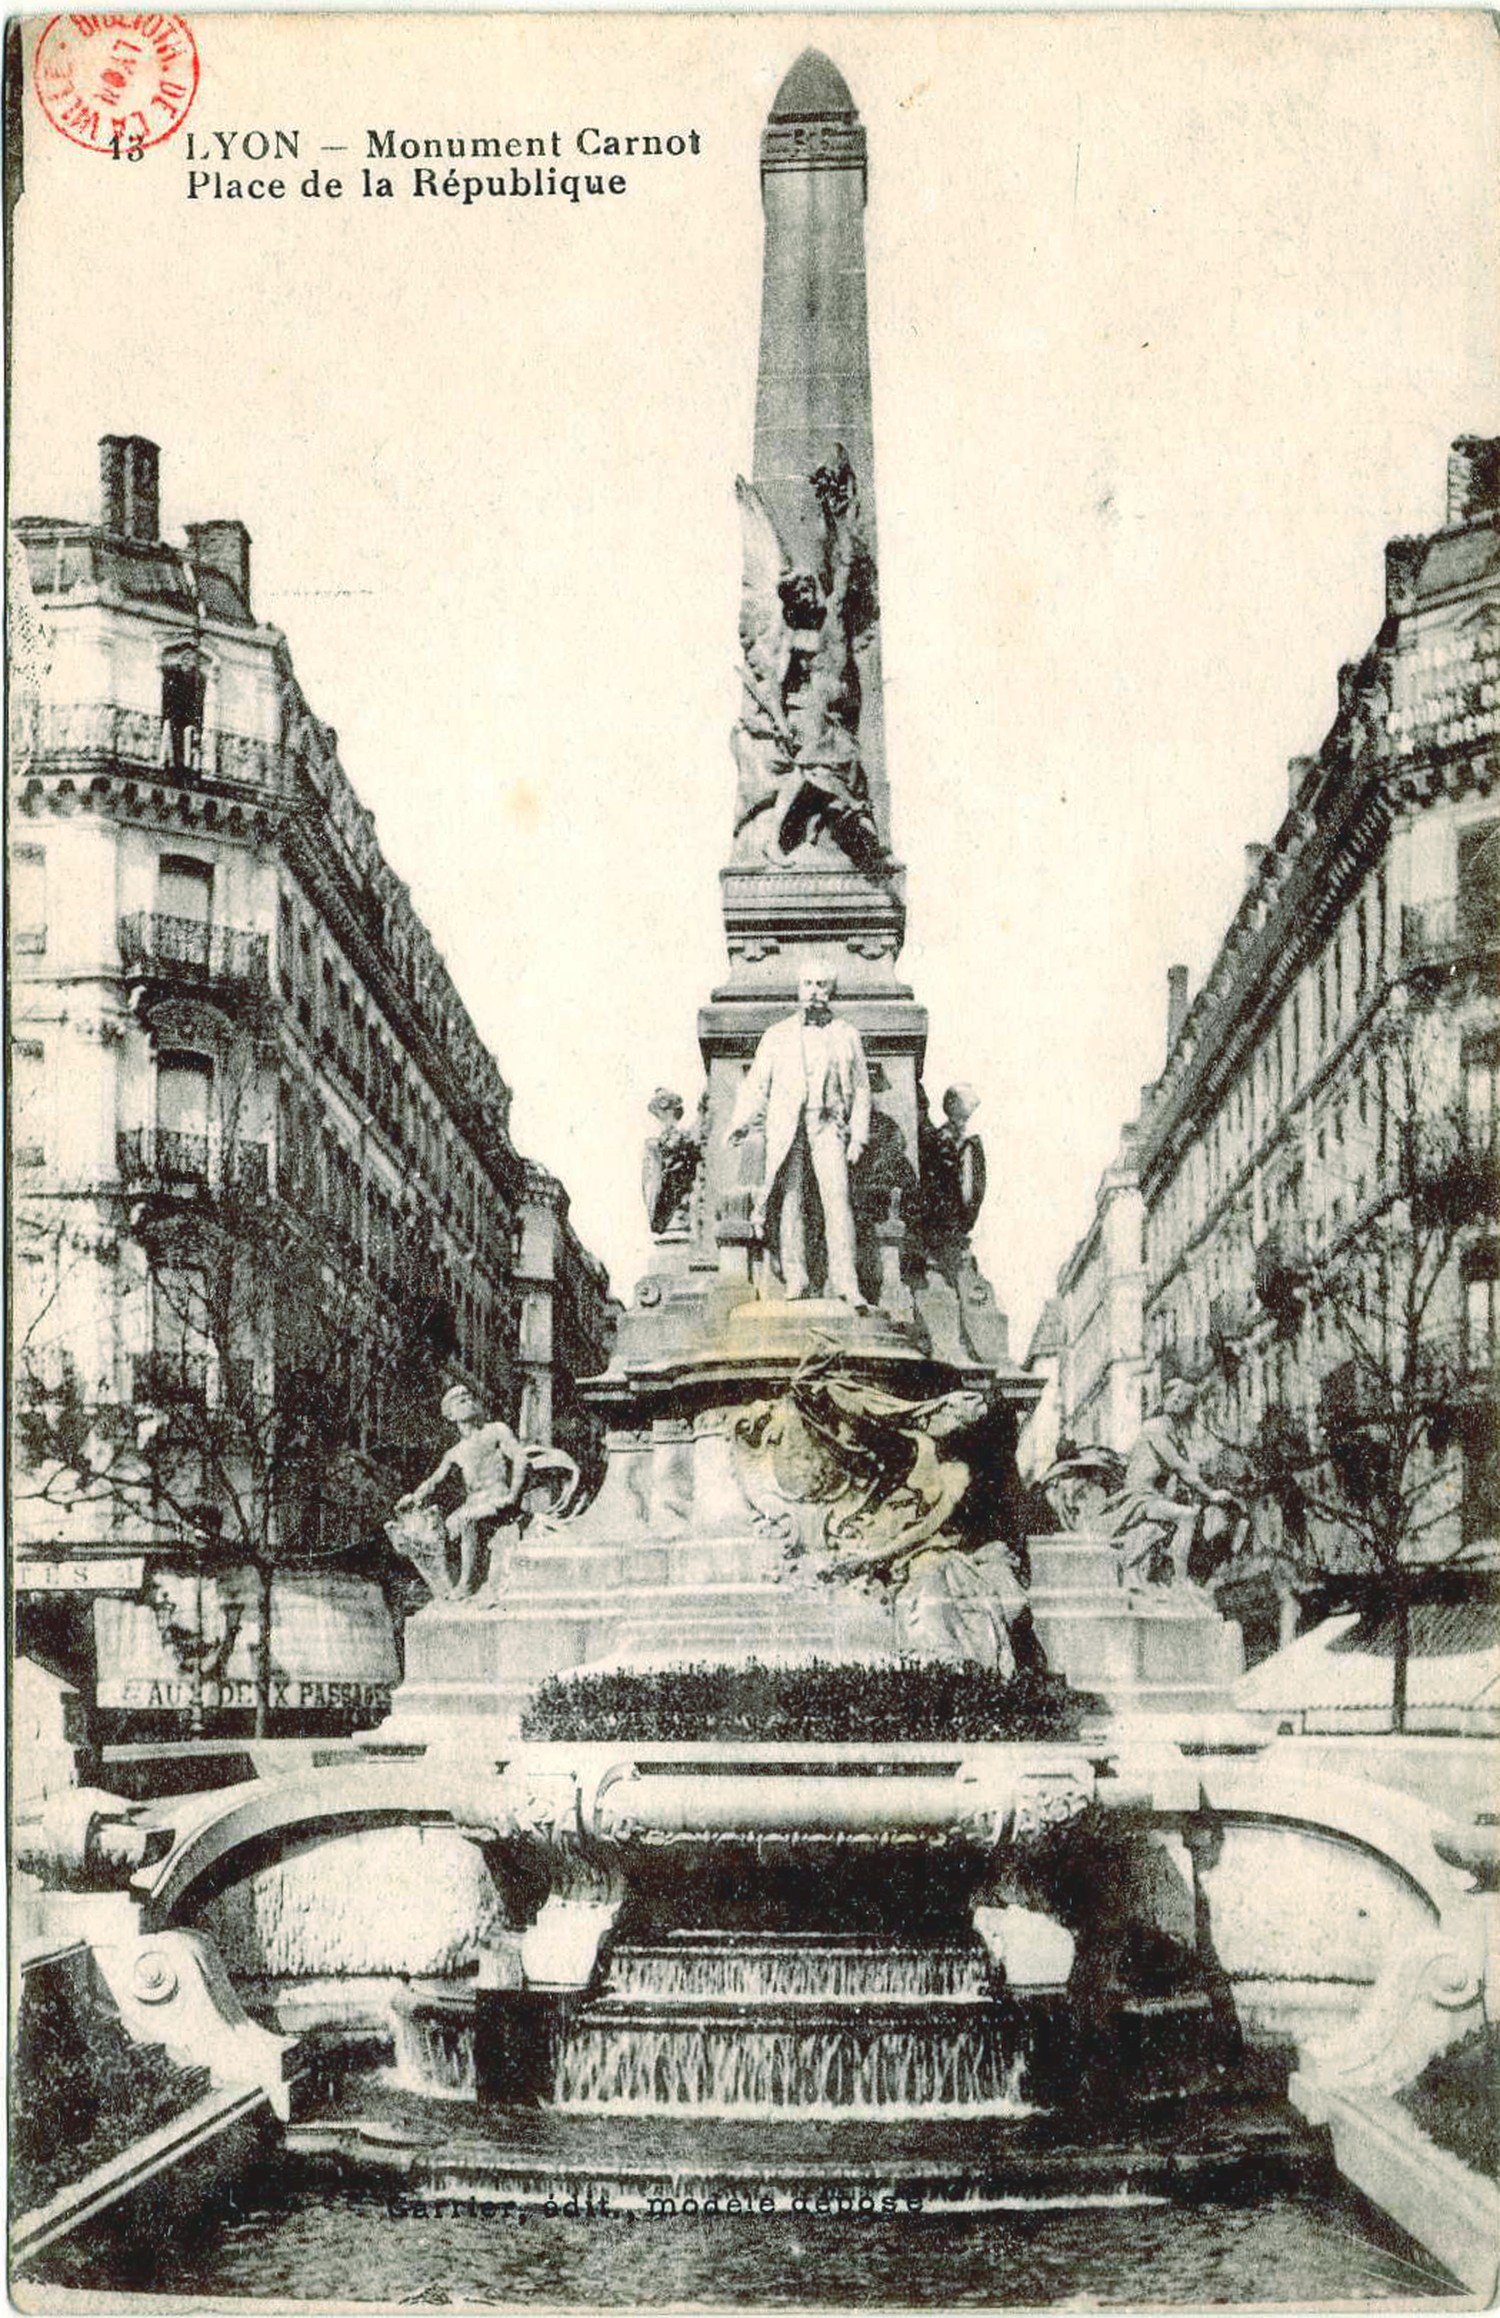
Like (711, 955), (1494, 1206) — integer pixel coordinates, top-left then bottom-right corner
(1038, 435), (1498, 1707)
(9, 435), (617, 1753)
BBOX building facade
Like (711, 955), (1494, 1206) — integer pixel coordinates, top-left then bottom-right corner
(1040, 1113), (1150, 1464)
(9, 435), (616, 1739)
(1134, 437), (1498, 1566)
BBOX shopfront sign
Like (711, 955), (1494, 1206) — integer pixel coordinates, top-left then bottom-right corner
(93, 1566), (398, 1713)
(19, 1556), (146, 1594)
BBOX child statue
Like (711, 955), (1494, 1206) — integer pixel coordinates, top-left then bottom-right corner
(389, 1384), (581, 1602)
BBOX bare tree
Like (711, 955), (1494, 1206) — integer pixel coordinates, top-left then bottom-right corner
(15, 1062), (460, 1736)
(1225, 992), (1496, 1731)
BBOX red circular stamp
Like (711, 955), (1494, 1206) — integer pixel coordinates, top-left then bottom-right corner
(34, 14), (199, 156)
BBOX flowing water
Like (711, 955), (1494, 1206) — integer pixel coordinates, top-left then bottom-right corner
(23, 1931), (1458, 2306)
(394, 2003), (479, 2100)
(556, 2018), (1030, 2118)
(555, 1936), (1028, 2119)
(603, 1938), (990, 2005)
(25, 2165), (1459, 2307)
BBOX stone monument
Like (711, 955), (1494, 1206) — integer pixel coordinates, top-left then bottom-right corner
(386, 49), (1243, 1733)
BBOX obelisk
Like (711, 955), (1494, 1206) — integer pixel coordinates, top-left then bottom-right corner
(699, 49), (927, 1309)
(752, 49), (887, 851)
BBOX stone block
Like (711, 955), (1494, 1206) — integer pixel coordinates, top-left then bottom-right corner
(1029, 1534), (1243, 1714)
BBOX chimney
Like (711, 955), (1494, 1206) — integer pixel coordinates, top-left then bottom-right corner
(1385, 535), (1425, 616)
(187, 520), (252, 616)
(99, 434), (159, 542)
(1446, 436), (1500, 527)
(1166, 964), (1189, 1054)
(1287, 754), (1315, 803)
(1244, 842), (1267, 890)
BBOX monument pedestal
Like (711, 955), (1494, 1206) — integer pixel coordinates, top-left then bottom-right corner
(1027, 1534), (1244, 1716)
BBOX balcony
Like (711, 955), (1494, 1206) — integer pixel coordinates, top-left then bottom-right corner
(1254, 1221), (1310, 1340)
(117, 1128), (270, 1198)
(10, 702), (286, 796)
(132, 1351), (211, 1406)
(118, 911), (270, 993)
(1401, 898), (1499, 972)
(131, 1352), (256, 1410)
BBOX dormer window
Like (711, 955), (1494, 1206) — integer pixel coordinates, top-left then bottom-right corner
(161, 643), (206, 771)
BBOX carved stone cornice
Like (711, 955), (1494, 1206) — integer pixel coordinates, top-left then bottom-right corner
(13, 766), (280, 847)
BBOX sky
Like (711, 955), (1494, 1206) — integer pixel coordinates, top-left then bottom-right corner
(10, 12), (1499, 1351)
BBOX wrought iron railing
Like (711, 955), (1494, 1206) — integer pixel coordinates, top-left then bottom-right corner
(130, 1353), (258, 1409)
(10, 702), (286, 794)
(116, 1128), (269, 1195)
(118, 911), (270, 988)
(133, 1351), (212, 1406)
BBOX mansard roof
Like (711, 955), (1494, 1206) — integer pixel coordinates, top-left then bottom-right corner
(11, 519), (255, 626)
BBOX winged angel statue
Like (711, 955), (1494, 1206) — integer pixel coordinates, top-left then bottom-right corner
(731, 449), (884, 874)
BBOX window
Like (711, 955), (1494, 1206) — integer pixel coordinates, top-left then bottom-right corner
(1464, 1245), (1498, 1377)
(297, 925), (313, 1031)
(157, 856), (214, 971)
(160, 648), (206, 770)
(1357, 897), (1368, 1000)
(11, 846), (46, 955)
(155, 1051), (214, 1173)
(150, 1265), (211, 1398)
(1318, 960), (1328, 1051)
(1458, 821), (1498, 945)
(1465, 1032), (1498, 1147)
(12, 1038), (46, 1167)
(278, 895), (294, 998)
(277, 1081), (302, 1197)
(157, 855), (213, 923)
(1291, 994), (1302, 1084)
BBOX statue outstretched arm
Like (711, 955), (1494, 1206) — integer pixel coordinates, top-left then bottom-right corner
(396, 1446), (457, 1513)
(1151, 1426), (1232, 1504)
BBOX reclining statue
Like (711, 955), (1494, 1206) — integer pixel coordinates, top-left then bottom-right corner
(388, 1384), (582, 1604)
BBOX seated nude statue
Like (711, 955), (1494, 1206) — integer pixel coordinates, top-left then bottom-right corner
(1103, 1379), (1239, 1599)
(393, 1384), (580, 1600)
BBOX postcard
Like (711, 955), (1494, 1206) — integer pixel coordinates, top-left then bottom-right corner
(8, 11), (1499, 2310)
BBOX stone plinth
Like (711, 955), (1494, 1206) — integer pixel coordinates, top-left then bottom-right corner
(383, 1394), (913, 1741)
(1027, 1534), (1244, 1716)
